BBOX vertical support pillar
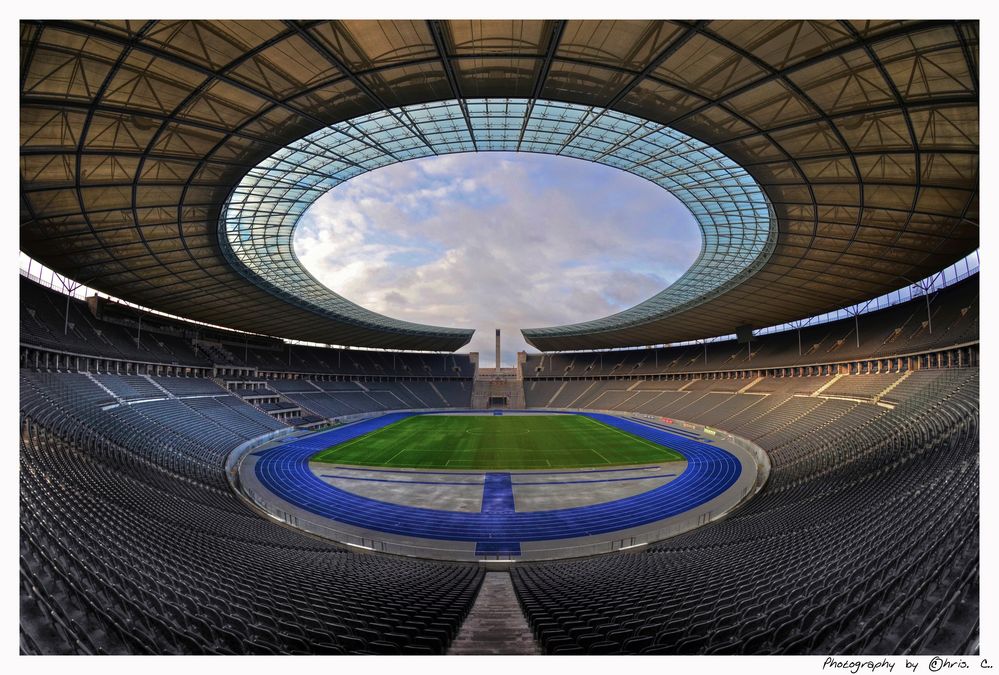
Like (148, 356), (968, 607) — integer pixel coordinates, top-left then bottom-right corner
(925, 287), (933, 335)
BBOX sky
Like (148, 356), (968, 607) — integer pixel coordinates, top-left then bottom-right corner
(294, 152), (701, 367)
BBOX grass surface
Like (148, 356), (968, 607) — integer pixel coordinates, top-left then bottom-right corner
(310, 414), (684, 470)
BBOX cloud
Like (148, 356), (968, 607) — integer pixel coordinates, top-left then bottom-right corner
(294, 153), (701, 366)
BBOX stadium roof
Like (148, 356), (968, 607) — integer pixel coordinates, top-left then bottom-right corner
(225, 98), (775, 349)
(20, 20), (978, 351)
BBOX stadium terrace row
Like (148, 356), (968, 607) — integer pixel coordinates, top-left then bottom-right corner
(21, 422), (484, 654)
(20, 366), (978, 654)
(19, 275), (979, 655)
(513, 369), (979, 654)
(20, 276), (475, 378)
(21, 274), (977, 381)
(19, 319), (483, 653)
(19, 371), (473, 486)
(523, 370), (956, 420)
(523, 275), (978, 378)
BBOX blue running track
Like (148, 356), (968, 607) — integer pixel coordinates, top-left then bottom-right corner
(251, 412), (741, 546)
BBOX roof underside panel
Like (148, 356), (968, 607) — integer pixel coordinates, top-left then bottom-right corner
(20, 19), (978, 351)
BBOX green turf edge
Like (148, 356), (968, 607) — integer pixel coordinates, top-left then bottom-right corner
(307, 414), (685, 470)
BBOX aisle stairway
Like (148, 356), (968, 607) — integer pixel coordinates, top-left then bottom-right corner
(448, 573), (539, 655)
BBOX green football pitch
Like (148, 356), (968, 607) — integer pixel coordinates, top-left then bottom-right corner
(309, 414), (684, 470)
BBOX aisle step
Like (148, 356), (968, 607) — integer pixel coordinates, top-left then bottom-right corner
(448, 572), (539, 655)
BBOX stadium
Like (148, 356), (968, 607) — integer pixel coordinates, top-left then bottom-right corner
(19, 19), (979, 656)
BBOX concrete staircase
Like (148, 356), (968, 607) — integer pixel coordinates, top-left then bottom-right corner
(140, 374), (177, 399)
(448, 573), (539, 655)
(399, 381), (431, 407)
(875, 370), (913, 403)
(738, 376), (764, 393)
(83, 372), (123, 404)
(811, 373), (845, 396)
(544, 381), (568, 407)
(428, 381), (452, 406)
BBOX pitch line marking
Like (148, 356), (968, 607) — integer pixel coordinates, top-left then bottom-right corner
(463, 428), (531, 436)
(314, 421), (400, 459)
(590, 448), (611, 464)
(384, 447), (409, 465)
(581, 415), (680, 459)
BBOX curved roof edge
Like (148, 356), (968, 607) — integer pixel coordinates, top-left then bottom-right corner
(222, 98), (775, 351)
(218, 232), (474, 351)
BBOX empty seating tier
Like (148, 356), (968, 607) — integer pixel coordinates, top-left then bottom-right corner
(511, 369), (979, 655)
(19, 273), (978, 656)
(20, 421), (483, 654)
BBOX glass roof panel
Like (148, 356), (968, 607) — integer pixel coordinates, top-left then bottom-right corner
(221, 97), (776, 340)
